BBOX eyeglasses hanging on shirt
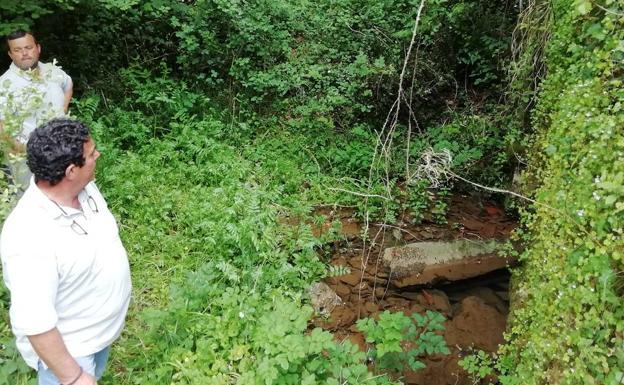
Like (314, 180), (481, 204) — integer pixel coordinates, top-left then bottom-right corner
(50, 195), (99, 235)
(86, 195), (99, 214)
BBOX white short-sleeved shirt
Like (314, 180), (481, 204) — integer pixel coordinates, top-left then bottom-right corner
(0, 180), (131, 369)
(0, 62), (71, 143)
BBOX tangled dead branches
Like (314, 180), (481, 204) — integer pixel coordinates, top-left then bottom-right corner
(409, 148), (453, 188)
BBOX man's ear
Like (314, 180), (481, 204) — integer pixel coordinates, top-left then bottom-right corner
(65, 164), (76, 180)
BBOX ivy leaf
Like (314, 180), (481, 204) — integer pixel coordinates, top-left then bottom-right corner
(604, 195), (617, 206)
(576, 0), (593, 15)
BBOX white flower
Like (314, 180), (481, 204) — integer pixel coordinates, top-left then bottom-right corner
(577, 210), (585, 217)
(239, 311), (245, 318)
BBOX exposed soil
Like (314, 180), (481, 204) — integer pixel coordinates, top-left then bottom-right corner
(311, 194), (517, 385)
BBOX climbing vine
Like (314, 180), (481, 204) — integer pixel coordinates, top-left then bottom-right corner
(491, 1), (624, 384)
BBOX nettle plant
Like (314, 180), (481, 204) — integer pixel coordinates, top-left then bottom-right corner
(357, 310), (450, 374)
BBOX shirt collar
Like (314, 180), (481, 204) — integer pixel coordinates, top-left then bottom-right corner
(23, 177), (85, 220)
(9, 62), (43, 81)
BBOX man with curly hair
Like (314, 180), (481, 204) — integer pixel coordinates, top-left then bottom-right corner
(0, 118), (131, 385)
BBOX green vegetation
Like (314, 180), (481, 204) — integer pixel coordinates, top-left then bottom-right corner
(493, 1), (624, 384)
(1, 0), (622, 384)
(357, 310), (449, 373)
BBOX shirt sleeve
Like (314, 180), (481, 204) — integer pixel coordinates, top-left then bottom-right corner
(1, 225), (59, 336)
(60, 69), (72, 92)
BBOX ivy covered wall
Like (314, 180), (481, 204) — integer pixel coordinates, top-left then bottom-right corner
(499, 1), (624, 384)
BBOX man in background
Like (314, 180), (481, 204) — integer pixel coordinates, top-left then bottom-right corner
(0, 118), (131, 385)
(0, 30), (73, 189)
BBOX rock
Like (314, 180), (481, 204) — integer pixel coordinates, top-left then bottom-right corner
(348, 256), (363, 269)
(338, 272), (362, 286)
(332, 256), (349, 267)
(417, 289), (452, 316)
(382, 239), (512, 287)
(364, 262), (385, 276)
(409, 303), (426, 315)
(348, 294), (363, 304)
(331, 283), (352, 298)
(374, 287), (387, 299)
(385, 297), (411, 310)
(445, 296), (506, 352)
(364, 301), (379, 314)
(362, 273), (388, 286)
(352, 281), (370, 294)
(317, 305), (357, 330)
(374, 270), (390, 279)
(308, 282), (342, 315)
(460, 217), (485, 231)
(464, 287), (508, 315)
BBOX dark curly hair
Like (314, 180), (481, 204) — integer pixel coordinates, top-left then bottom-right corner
(27, 119), (91, 186)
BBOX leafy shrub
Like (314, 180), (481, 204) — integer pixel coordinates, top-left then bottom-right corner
(0, 1), (522, 382)
(409, 108), (514, 187)
(458, 350), (495, 384)
(357, 310), (449, 373)
(131, 262), (400, 385)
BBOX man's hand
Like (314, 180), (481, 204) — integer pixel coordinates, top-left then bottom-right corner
(27, 328), (97, 384)
(72, 370), (97, 385)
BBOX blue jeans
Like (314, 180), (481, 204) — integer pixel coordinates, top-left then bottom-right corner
(37, 346), (110, 385)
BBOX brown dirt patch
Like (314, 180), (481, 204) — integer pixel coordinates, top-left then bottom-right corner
(313, 194), (516, 384)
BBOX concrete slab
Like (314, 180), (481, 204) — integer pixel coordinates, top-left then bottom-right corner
(382, 239), (512, 287)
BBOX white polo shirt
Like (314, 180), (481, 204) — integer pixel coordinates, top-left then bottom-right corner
(0, 180), (131, 369)
(0, 62), (71, 143)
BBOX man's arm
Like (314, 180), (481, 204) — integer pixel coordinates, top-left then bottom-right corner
(28, 328), (97, 385)
(63, 78), (73, 114)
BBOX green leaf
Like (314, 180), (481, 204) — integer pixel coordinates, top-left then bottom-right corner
(604, 195), (617, 206)
(576, 0), (593, 15)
